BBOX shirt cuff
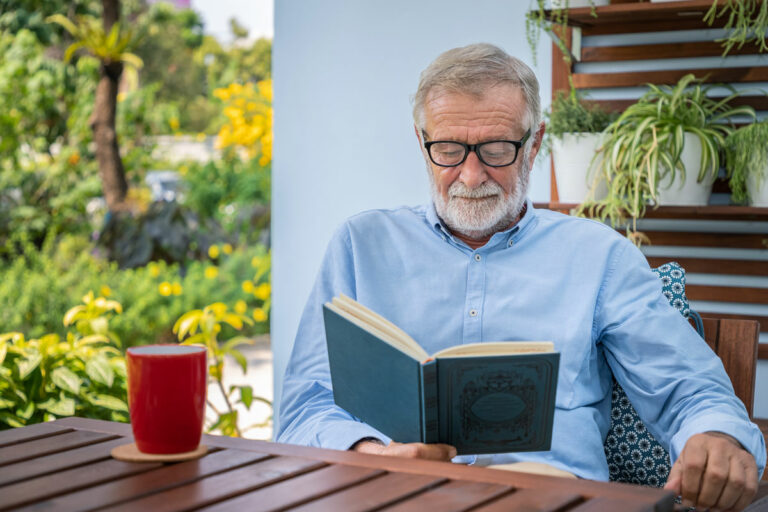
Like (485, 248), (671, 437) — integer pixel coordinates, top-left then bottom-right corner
(670, 413), (767, 479)
(316, 420), (392, 451)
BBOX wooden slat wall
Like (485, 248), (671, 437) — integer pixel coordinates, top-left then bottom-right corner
(545, 0), (768, 360)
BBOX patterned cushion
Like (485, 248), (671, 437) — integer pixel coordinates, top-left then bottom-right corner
(604, 262), (692, 487)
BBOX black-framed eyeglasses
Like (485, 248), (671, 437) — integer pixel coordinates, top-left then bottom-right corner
(423, 129), (531, 168)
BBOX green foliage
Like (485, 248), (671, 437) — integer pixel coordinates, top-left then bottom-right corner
(704, 0), (768, 56)
(97, 201), (230, 268)
(179, 155), (271, 242)
(0, 0), (98, 44)
(725, 121), (768, 203)
(174, 302), (271, 437)
(0, 234), (270, 345)
(0, 293), (128, 429)
(547, 91), (615, 139)
(580, 74), (754, 243)
(526, 0), (598, 67)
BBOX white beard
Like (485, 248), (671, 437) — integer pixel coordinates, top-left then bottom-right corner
(429, 159), (530, 240)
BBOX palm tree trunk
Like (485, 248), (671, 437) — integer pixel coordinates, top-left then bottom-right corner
(90, 0), (128, 211)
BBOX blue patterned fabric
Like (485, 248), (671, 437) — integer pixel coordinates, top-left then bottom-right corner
(604, 262), (693, 487)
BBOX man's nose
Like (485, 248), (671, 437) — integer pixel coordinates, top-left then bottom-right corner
(458, 150), (488, 189)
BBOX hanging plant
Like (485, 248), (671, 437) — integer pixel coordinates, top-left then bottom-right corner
(704, 0), (768, 56)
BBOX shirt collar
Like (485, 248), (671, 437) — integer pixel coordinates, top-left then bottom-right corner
(426, 198), (537, 249)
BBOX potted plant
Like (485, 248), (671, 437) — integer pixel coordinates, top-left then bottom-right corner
(547, 90), (615, 203)
(725, 121), (768, 206)
(581, 74), (754, 242)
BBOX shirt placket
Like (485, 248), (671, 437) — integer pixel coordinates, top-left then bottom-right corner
(463, 250), (486, 343)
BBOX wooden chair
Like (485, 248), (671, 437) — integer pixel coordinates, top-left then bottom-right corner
(699, 316), (759, 419)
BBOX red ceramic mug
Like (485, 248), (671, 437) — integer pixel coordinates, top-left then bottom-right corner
(126, 344), (207, 454)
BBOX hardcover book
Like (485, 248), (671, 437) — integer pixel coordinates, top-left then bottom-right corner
(323, 295), (560, 455)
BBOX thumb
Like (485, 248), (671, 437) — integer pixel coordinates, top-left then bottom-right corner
(664, 458), (683, 494)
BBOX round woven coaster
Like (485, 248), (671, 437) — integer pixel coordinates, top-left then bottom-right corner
(111, 443), (208, 462)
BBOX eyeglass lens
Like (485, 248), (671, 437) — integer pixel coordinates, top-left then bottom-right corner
(429, 141), (519, 167)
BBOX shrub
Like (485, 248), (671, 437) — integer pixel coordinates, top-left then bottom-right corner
(0, 293), (128, 429)
(0, 235), (271, 346)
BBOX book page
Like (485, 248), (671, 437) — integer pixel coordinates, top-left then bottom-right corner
(326, 297), (429, 361)
(433, 341), (554, 359)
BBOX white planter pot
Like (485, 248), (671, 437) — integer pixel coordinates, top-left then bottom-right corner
(655, 132), (715, 206)
(552, 132), (607, 204)
(747, 169), (768, 206)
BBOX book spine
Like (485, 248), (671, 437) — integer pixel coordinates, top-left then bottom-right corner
(419, 360), (439, 444)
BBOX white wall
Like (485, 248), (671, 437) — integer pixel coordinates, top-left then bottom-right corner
(272, 0), (552, 430)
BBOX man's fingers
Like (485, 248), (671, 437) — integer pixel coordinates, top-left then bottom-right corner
(713, 454), (745, 511)
(663, 458), (682, 494)
(679, 442), (706, 507)
(695, 443), (730, 509)
(731, 455), (759, 512)
(384, 441), (456, 461)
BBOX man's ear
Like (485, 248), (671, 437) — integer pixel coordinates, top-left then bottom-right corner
(527, 121), (547, 168)
(414, 124), (423, 144)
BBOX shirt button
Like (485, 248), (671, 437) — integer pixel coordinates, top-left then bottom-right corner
(469, 309), (478, 317)
(508, 239), (514, 247)
(474, 254), (481, 262)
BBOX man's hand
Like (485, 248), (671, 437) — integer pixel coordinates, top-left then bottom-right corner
(664, 432), (758, 511)
(352, 439), (457, 462)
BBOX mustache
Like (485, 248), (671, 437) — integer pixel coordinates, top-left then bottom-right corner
(448, 181), (504, 199)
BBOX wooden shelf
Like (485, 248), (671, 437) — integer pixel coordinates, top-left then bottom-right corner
(544, 0), (728, 35)
(534, 203), (768, 221)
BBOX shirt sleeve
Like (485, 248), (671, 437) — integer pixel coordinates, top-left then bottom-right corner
(596, 240), (766, 478)
(276, 223), (391, 450)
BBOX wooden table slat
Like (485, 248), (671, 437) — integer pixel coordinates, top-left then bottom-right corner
(2, 458), (163, 511)
(0, 422), (73, 448)
(469, 488), (584, 512)
(100, 455), (327, 512)
(382, 479), (512, 512)
(288, 472), (446, 512)
(569, 496), (657, 512)
(26, 448), (270, 512)
(197, 463), (385, 512)
(0, 430), (117, 467)
(0, 435), (133, 486)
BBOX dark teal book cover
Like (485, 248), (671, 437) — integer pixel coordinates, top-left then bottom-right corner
(323, 305), (559, 455)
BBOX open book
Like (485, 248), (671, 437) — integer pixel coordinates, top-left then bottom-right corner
(323, 294), (560, 455)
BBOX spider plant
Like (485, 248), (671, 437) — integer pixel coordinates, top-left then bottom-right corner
(579, 74), (755, 244)
(704, 0), (768, 57)
(725, 121), (768, 204)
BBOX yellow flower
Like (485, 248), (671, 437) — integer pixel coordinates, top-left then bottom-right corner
(178, 164), (189, 176)
(251, 256), (261, 268)
(222, 243), (233, 255)
(196, 132), (206, 142)
(172, 282), (183, 295)
(254, 282), (271, 300)
(117, 92), (126, 102)
(242, 280), (254, 293)
(204, 266), (219, 279)
(253, 308), (267, 322)
(148, 262), (160, 278)
(208, 245), (220, 259)
(234, 300), (247, 314)
(158, 282), (173, 296)
(100, 285), (112, 297)
(169, 117), (180, 130)
(68, 152), (81, 166)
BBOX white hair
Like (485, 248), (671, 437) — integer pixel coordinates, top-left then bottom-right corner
(412, 43), (541, 135)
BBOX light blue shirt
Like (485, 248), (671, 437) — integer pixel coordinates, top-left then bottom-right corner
(277, 200), (766, 480)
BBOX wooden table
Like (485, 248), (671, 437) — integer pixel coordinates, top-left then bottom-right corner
(0, 417), (690, 511)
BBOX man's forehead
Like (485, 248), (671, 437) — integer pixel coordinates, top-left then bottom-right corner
(423, 84), (528, 135)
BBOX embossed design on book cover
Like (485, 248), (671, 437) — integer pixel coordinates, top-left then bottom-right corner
(450, 359), (555, 450)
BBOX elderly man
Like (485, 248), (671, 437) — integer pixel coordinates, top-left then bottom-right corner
(277, 43), (766, 510)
